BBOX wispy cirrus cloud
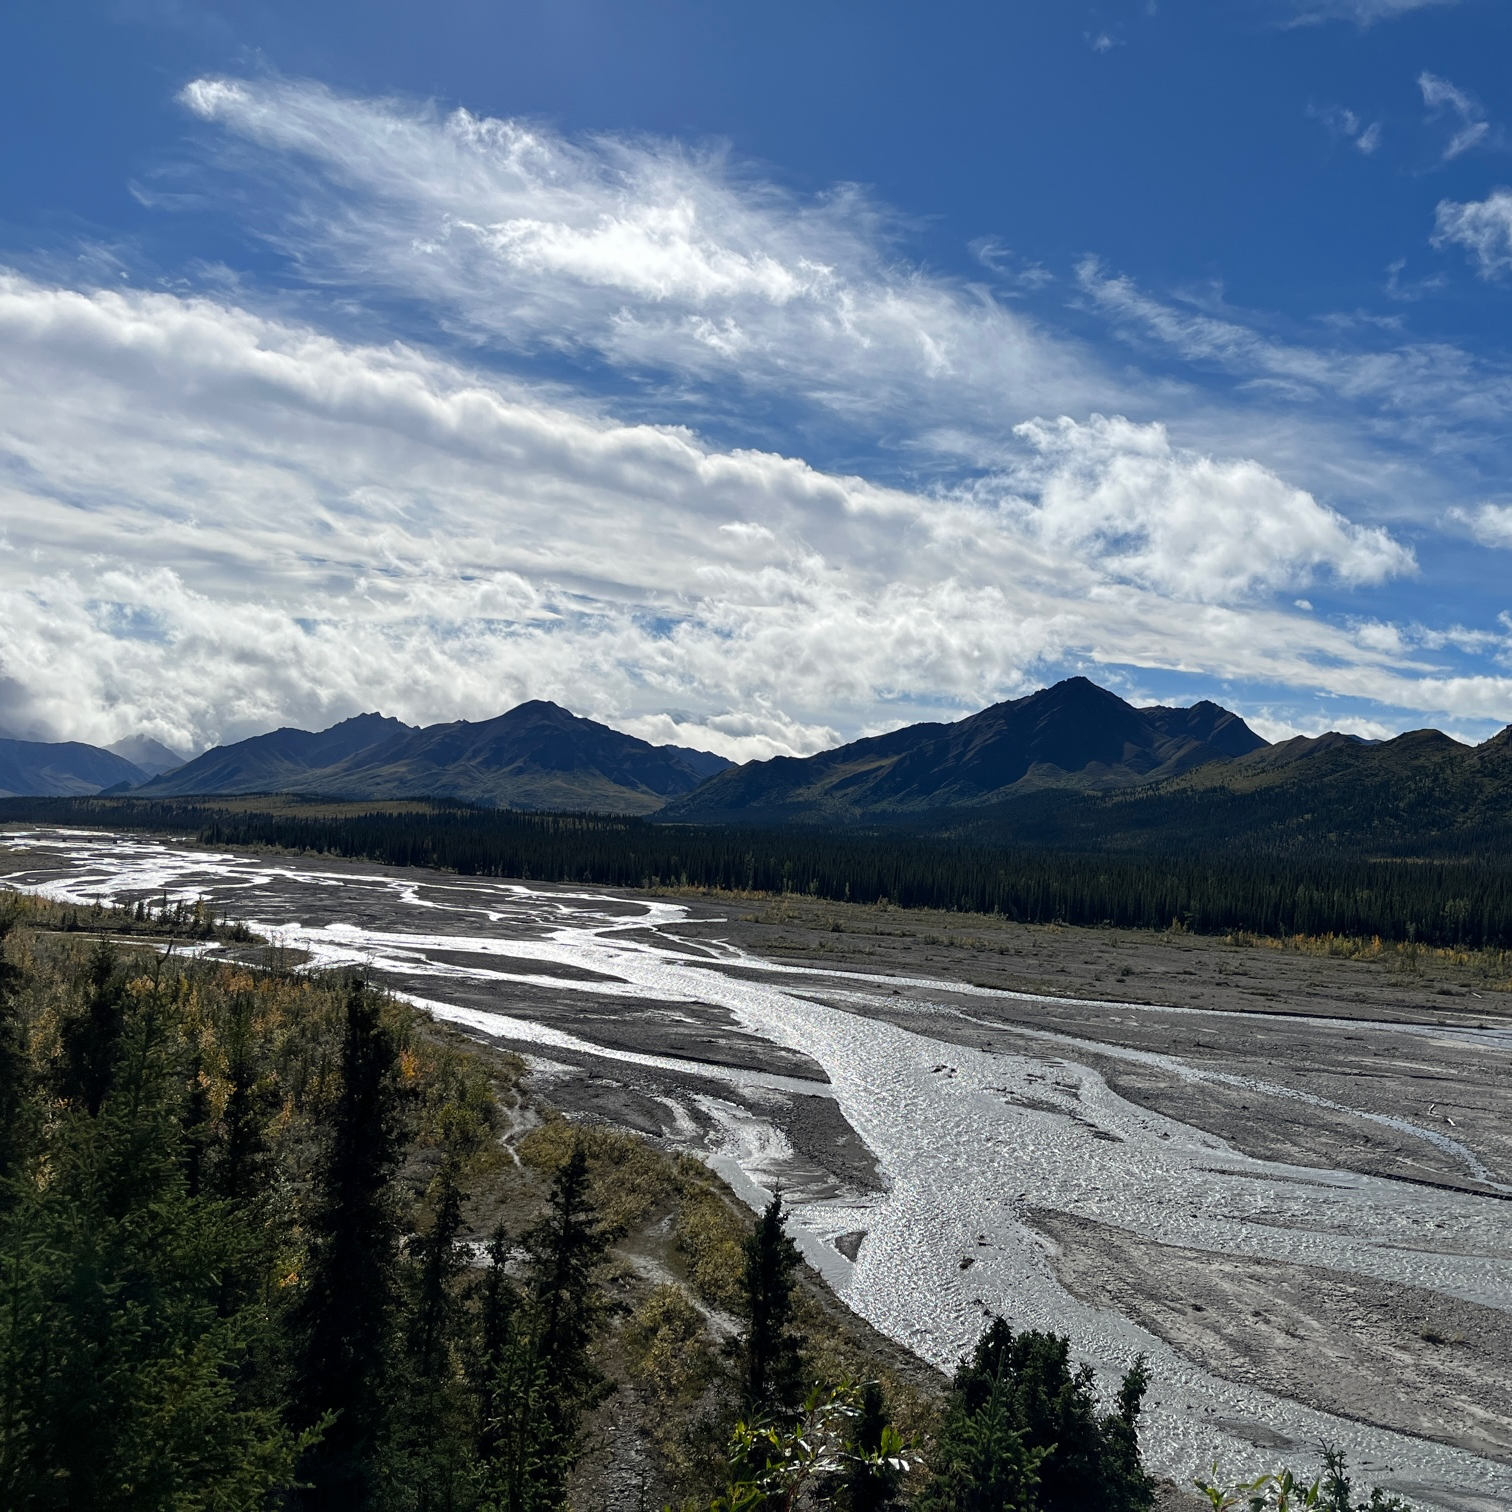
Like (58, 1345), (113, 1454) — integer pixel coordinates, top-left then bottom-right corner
(1282, 0), (1457, 28)
(1076, 257), (1512, 441)
(174, 75), (1122, 465)
(170, 76), (1512, 520)
(1309, 103), (1382, 155)
(1419, 71), (1497, 160)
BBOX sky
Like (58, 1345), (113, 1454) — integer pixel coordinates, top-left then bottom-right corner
(2, 0), (1511, 760)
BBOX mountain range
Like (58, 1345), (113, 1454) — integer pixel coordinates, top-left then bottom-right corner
(7, 681), (1510, 849)
(662, 677), (1267, 824)
(136, 701), (732, 814)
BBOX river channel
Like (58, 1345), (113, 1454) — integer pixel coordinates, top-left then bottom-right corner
(4, 828), (1510, 1512)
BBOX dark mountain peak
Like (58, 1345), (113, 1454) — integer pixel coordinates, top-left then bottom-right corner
(140, 711), (414, 797)
(331, 710), (401, 731)
(666, 678), (1270, 824)
(1141, 699), (1267, 759)
(138, 700), (728, 813)
(501, 699), (575, 721)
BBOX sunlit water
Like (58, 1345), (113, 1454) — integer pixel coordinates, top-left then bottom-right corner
(5, 829), (1510, 1511)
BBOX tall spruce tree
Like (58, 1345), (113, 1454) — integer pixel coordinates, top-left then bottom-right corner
(523, 1142), (611, 1433)
(211, 993), (270, 1205)
(404, 1153), (470, 1512)
(471, 1145), (612, 1512)
(842, 1380), (905, 1511)
(738, 1191), (806, 1415)
(920, 1318), (1154, 1512)
(289, 977), (408, 1511)
(469, 1228), (556, 1512)
(0, 908), (33, 1196)
(55, 937), (128, 1115)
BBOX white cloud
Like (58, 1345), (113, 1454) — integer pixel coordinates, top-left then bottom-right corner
(1419, 72), (1493, 161)
(1246, 713), (1400, 743)
(1310, 104), (1382, 155)
(0, 273), (1460, 759)
(0, 75), (1504, 754)
(171, 75), (1153, 458)
(1077, 258), (1512, 444)
(1284, 0), (1457, 25)
(1007, 415), (1411, 602)
(166, 74), (1512, 546)
(1434, 188), (1512, 278)
(1451, 501), (1512, 547)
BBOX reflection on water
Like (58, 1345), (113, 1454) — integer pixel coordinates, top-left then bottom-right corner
(5, 828), (1512, 1509)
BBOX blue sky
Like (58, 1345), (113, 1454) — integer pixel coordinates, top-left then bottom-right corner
(1, 0), (1510, 758)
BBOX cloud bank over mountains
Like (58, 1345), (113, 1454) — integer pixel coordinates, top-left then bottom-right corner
(1, 73), (1510, 756)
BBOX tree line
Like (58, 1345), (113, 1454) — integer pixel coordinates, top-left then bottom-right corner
(6, 796), (1512, 947)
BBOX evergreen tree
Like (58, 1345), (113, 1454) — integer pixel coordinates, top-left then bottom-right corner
(0, 968), (303, 1509)
(918, 1365), (1044, 1512)
(211, 993), (270, 1206)
(55, 938), (128, 1115)
(289, 977), (408, 1511)
(405, 1154), (470, 1512)
(841, 1380), (905, 1511)
(522, 1141), (612, 1437)
(469, 1225), (520, 1470)
(738, 1191), (805, 1415)
(0, 908), (33, 1195)
(919, 1319), (1153, 1512)
(471, 1146), (612, 1512)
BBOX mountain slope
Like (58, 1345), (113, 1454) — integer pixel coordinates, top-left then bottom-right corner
(0, 739), (147, 797)
(295, 701), (730, 812)
(138, 702), (732, 813)
(141, 713), (412, 798)
(107, 735), (189, 778)
(664, 678), (1268, 825)
(930, 721), (1512, 860)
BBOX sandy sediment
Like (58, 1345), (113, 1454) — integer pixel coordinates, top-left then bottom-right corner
(1029, 1207), (1512, 1465)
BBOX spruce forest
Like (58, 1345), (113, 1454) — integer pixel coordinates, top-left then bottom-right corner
(4, 795), (1511, 949)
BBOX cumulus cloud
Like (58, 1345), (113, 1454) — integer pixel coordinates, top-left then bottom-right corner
(1451, 502), (1512, 547)
(0, 273), (1450, 758)
(1434, 188), (1512, 278)
(1008, 415), (1411, 602)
